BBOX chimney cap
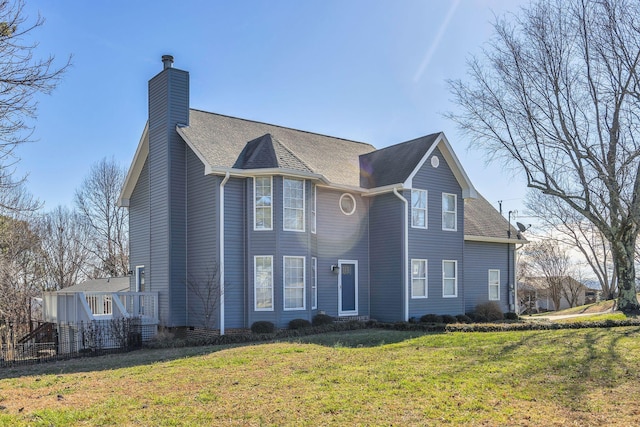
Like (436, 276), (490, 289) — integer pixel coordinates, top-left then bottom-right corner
(162, 55), (174, 70)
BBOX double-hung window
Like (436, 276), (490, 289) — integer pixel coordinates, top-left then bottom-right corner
(442, 193), (457, 231)
(284, 256), (305, 310)
(443, 260), (458, 297)
(254, 177), (272, 230)
(411, 259), (428, 298)
(283, 178), (305, 231)
(488, 269), (500, 301)
(411, 189), (427, 228)
(254, 256), (273, 310)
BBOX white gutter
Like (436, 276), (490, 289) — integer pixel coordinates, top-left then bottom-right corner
(393, 188), (409, 321)
(219, 172), (230, 335)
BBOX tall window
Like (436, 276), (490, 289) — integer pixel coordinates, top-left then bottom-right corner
(411, 189), (427, 228)
(488, 269), (500, 301)
(442, 193), (457, 231)
(283, 178), (305, 231)
(254, 256), (273, 310)
(254, 177), (272, 230)
(311, 185), (317, 234)
(284, 256), (305, 310)
(135, 266), (145, 292)
(411, 259), (427, 298)
(311, 257), (318, 309)
(443, 260), (458, 297)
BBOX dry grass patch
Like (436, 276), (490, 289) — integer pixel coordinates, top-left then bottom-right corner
(0, 328), (639, 425)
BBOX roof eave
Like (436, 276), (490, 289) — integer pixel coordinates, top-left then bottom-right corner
(464, 234), (529, 244)
(404, 133), (478, 199)
(118, 123), (149, 208)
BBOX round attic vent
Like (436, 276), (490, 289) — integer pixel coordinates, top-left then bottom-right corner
(431, 156), (440, 168)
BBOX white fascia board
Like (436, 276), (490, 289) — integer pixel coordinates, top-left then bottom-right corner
(404, 133), (478, 199)
(205, 166), (327, 183)
(464, 235), (529, 244)
(176, 125), (212, 172)
(118, 122), (149, 208)
(360, 183), (405, 197)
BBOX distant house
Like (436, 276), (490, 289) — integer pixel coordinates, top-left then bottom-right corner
(113, 55), (526, 332)
(518, 276), (589, 313)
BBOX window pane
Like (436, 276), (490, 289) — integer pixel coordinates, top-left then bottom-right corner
(284, 257), (305, 309)
(443, 212), (456, 230)
(489, 286), (499, 300)
(444, 261), (455, 278)
(412, 210), (425, 227)
(443, 194), (455, 211)
(255, 256), (273, 310)
(444, 279), (456, 296)
(255, 177), (272, 230)
(412, 279), (426, 297)
(411, 190), (427, 228)
(284, 178), (304, 231)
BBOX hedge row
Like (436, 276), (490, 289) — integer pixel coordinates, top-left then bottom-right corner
(144, 317), (640, 350)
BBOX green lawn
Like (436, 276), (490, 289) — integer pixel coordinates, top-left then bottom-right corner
(1, 327), (639, 425)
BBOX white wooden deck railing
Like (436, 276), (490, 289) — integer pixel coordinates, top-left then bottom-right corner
(43, 291), (159, 324)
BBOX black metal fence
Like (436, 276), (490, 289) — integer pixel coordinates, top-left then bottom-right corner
(0, 317), (157, 368)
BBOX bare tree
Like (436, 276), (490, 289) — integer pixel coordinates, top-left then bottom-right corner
(186, 264), (221, 330)
(525, 240), (573, 311)
(448, 0), (640, 311)
(0, 0), (69, 213)
(75, 158), (128, 278)
(526, 191), (617, 300)
(0, 214), (42, 341)
(38, 205), (92, 290)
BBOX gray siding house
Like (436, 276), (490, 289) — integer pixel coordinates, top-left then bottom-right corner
(118, 56), (526, 331)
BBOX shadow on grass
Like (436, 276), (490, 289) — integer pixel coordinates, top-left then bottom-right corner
(0, 329), (432, 380)
(284, 329), (432, 348)
(0, 341), (255, 380)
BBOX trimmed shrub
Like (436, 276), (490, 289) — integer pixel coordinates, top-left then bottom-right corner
(504, 312), (519, 321)
(420, 314), (443, 324)
(251, 321), (275, 334)
(474, 302), (504, 322)
(456, 314), (472, 324)
(289, 318), (312, 330)
(312, 313), (334, 326)
(441, 314), (458, 324)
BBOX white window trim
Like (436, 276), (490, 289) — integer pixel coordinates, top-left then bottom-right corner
(254, 176), (273, 231)
(489, 269), (500, 301)
(339, 193), (357, 216)
(311, 257), (318, 309)
(283, 178), (305, 232)
(411, 189), (428, 229)
(135, 265), (145, 292)
(311, 184), (317, 234)
(254, 256), (274, 311)
(442, 192), (457, 231)
(283, 256), (306, 311)
(411, 259), (428, 299)
(442, 260), (458, 298)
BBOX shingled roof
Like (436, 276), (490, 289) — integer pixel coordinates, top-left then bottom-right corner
(464, 194), (526, 243)
(179, 109), (375, 187)
(359, 133), (440, 188)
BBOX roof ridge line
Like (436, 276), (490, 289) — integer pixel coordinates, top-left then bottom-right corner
(269, 133), (314, 173)
(189, 108), (375, 148)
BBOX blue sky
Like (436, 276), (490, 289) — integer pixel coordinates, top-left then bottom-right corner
(19, 0), (529, 219)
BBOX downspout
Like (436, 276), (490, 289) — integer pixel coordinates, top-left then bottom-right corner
(219, 172), (230, 335)
(393, 188), (409, 322)
(514, 243), (526, 314)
